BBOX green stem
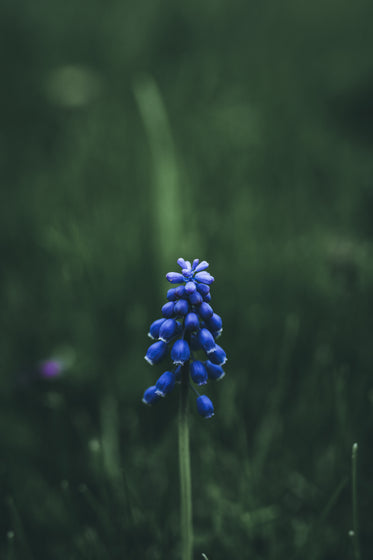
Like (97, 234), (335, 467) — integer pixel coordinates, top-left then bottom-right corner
(351, 442), (361, 560)
(178, 363), (193, 560)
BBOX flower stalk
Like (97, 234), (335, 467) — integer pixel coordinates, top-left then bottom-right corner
(178, 362), (193, 560)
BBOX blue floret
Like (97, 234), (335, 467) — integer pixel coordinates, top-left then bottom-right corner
(196, 395), (215, 418)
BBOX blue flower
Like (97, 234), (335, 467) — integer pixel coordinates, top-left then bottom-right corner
(167, 288), (178, 301)
(142, 258), (227, 417)
(142, 385), (162, 405)
(166, 272), (185, 284)
(162, 302), (175, 318)
(174, 298), (189, 316)
(198, 302), (213, 320)
(208, 344), (227, 366)
(190, 360), (208, 386)
(197, 283), (210, 296)
(205, 313), (223, 336)
(198, 328), (216, 354)
(148, 318), (166, 340)
(194, 271), (214, 284)
(185, 281), (196, 294)
(184, 312), (199, 331)
(205, 360), (225, 381)
(189, 291), (203, 305)
(155, 371), (176, 396)
(171, 339), (191, 365)
(159, 319), (178, 342)
(196, 395), (215, 418)
(145, 341), (168, 365)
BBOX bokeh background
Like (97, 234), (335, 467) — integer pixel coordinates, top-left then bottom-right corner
(1, 1), (373, 558)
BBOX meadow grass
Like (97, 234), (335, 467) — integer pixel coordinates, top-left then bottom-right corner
(1, 0), (372, 558)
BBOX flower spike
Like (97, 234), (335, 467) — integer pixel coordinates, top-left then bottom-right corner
(142, 258), (227, 418)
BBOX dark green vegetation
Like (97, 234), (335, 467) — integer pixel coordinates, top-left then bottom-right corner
(1, 0), (372, 558)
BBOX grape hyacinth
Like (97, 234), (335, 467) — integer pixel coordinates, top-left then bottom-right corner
(142, 258), (227, 418)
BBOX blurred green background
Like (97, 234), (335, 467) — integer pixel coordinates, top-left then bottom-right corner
(1, 0), (373, 558)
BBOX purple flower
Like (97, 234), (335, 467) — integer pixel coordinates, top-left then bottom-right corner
(39, 359), (63, 379)
(142, 258), (227, 418)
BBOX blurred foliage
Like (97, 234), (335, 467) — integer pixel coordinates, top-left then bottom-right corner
(1, 0), (373, 558)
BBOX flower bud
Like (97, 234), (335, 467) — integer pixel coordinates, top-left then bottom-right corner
(205, 360), (225, 381)
(194, 260), (209, 272)
(189, 291), (203, 305)
(148, 318), (166, 339)
(142, 386), (161, 405)
(185, 281), (196, 294)
(195, 271), (214, 284)
(192, 258), (200, 269)
(171, 339), (190, 365)
(174, 298), (189, 316)
(166, 272), (185, 284)
(161, 302), (175, 318)
(198, 302), (214, 320)
(177, 257), (188, 268)
(184, 312), (200, 331)
(198, 328), (216, 354)
(190, 360), (208, 385)
(159, 319), (178, 342)
(145, 341), (168, 365)
(206, 313), (223, 333)
(155, 371), (175, 396)
(167, 288), (178, 301)
(175, 285), (186, 298)
(208, 344), (227, 365)
(197, 283), (210, 296)
(196, 395), (214, 418)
